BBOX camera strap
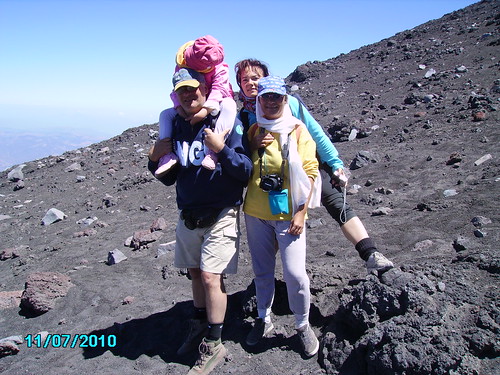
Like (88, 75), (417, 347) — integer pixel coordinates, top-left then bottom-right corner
(258, 132), (290, 181)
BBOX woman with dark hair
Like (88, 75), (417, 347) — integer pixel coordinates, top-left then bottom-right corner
(234, 58), (394, 275)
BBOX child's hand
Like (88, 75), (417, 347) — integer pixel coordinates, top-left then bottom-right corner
(189, 107), (209, 125)
(204, 128), (230, 153)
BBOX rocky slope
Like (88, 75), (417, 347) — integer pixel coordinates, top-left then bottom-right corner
(1, 1), (498, 374)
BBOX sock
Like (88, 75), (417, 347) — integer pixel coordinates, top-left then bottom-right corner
(194, 307), (207, 321)
(207, 323), (223, 341)
(355, 237), (378, 261)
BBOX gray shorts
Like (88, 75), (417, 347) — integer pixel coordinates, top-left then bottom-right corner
(174, 207), (240, 274)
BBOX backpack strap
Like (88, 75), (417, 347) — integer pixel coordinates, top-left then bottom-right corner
(239, 108), (250, 131)
(294, 124), (302, 142)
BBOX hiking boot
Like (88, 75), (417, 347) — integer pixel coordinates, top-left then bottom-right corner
(246, 318), (275, 346)
(296, 324), (319, 357)
(366, 252), (394, 274)
(155, 152), (178, 178)
(187, 338), (227, 375)
(201, 151), (217, 170)
(177, 319), (208, 356)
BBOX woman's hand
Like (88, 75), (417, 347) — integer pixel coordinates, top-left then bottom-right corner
(288, 206), (306, 235)
(149, 138), (173, 162)
(331, 168), (348, 187)
(251, 132), (274, 150)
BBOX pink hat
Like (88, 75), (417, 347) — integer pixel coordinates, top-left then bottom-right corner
(184, 35), (224, 72)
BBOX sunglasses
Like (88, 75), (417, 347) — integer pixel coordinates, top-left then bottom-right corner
(260, 93), (285, 101)
(176, 86), (198, 94)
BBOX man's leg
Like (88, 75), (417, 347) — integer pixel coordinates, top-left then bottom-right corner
(174, 214), (211, 357)
(187, 206), (239, 374)
(176, 267), (209, 356)
(200, 271), (226, 341)
(190, 268), (206, 309)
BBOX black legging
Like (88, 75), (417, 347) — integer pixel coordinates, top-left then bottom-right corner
(320, 166), (356, 226)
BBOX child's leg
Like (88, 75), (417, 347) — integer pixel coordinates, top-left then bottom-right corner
(213, 98), (237, 134)
(201, 98), (237, 170)
(158, 108), (177, 139)
(155, 108), (178, 178)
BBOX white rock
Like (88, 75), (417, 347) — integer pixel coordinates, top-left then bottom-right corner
(348, 129), (358, 141)
(107, 249), (127, 265)
(443, 189), (458, 197)
(0, 335), (24, 345)
(424, 68), (437, 78)
(42, 208), (67, 225)
(473, 154), (492, 166)
(7, 164), (26, 182)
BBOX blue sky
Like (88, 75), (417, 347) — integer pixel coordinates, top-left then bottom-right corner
(1, 0), (478, 140)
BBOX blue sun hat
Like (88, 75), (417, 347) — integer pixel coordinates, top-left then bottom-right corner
(172, 68), (206, 91)
(257, 76), (287, 97)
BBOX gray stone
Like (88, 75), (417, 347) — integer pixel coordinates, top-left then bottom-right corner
(424, 68), (437, 78)
(473, 229), (486, 238)
(65, 162), (82, 172)
(0, 336), (23, 345)
(13, 180), (25, 191)
(107, 249), (128, 265)
(371, 207), (392, 216)
(471, 216), (492, 228)
(150, 217), (168, 232)
(473, 154), (492, 166)
(348, 128), (358, 141)
(350, 151), (378, 170)
(130, 230), (163, 250)
(0, 341), (19, 357)
(443, 189), (458, 197)
(0, 290), (23, 309)
(7, 164), (26, 182)
(42, 208), (67, 225)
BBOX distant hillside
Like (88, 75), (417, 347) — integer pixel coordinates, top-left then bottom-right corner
(0, 129), (107, 171)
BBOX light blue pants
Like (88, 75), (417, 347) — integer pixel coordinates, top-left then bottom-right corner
(244, 214), (310, 328)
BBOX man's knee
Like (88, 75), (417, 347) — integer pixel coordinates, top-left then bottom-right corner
(201, 271), (224, 290)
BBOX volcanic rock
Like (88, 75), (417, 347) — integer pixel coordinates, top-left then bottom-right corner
(20, 272), (73, 315)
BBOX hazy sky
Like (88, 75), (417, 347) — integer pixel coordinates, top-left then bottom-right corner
(1, 0), (478, 139)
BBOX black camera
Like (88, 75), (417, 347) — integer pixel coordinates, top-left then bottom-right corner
(259, 174), (284, 192)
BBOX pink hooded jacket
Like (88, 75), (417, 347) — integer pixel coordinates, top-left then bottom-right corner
(171, 35), (234, 113)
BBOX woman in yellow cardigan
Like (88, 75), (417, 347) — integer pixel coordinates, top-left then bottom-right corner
(243, 76), (321, 357)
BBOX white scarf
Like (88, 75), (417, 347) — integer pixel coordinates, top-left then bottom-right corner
(256, 100), (321, 214)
